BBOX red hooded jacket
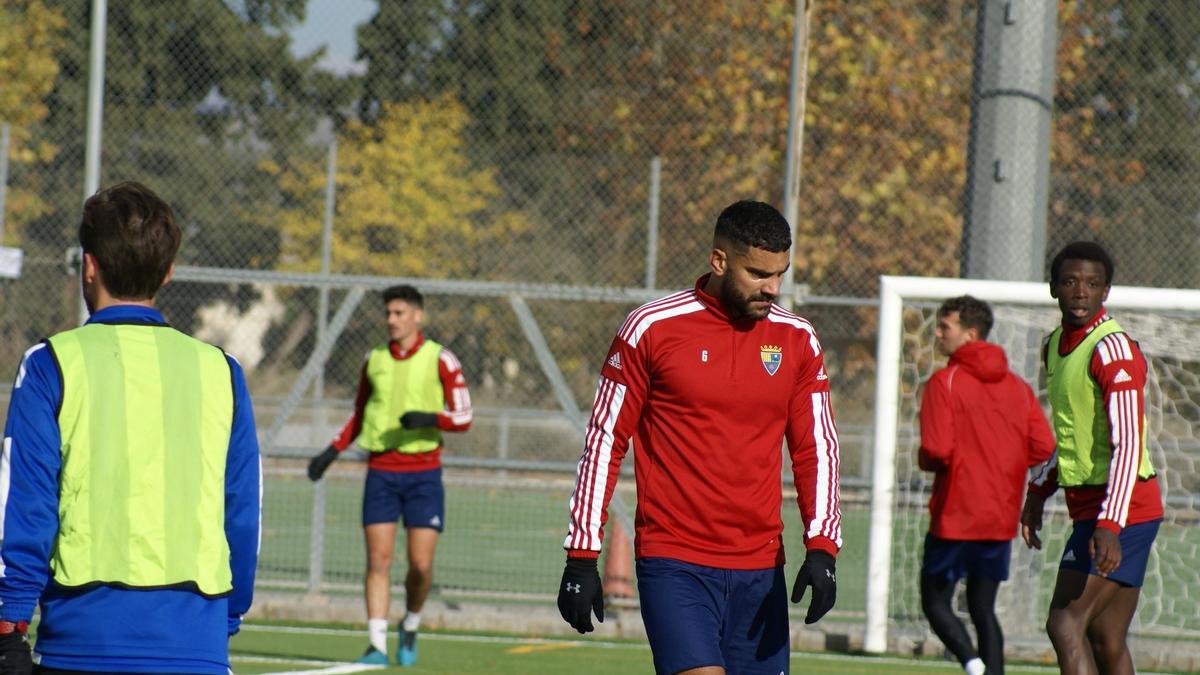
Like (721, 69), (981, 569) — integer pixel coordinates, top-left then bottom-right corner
(919, 340), (1056, 540)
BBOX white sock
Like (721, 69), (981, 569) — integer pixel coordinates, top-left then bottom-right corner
(964, 657), (986, 675)
(368, 618), (388, 653)
(402, 612), (421, 632)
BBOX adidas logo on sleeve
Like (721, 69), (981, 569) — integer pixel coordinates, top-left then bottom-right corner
(1113, 368), (1132, 384)
(607, 353), (622, 370)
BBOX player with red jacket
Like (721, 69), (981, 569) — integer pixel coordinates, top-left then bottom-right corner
(918, 295), (1055, 675)
(557, 200), (841, 674)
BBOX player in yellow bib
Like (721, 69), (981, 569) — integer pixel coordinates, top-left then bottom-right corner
(1021, 242), (1163, 675)
(307, 285), (472, 666)
(0, 182), (261, 674)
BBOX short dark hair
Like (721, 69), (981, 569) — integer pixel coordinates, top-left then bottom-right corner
(79, 181), (181, 300)
(1050, 241), (1114, 286)
(713, 200), (792, 253)
(937, 295), (993, 340)
(382, 284), (423, 308)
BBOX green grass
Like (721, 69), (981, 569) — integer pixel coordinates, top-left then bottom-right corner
(261, 467), (1200, 636)
(230, 622), (1088, 675)
(261, 471), (875, 607)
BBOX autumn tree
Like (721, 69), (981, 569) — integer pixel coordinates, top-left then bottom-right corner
(262, 94), (526, 277)
(1051, 1), (1200, 289)
(0, 0), (66, 365)
(0, 0), (65, 244)
(3, 0), (350, 351)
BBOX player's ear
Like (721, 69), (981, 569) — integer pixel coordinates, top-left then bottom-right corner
(709, 247), (728, 277)
(1102, 285), (1111, 302)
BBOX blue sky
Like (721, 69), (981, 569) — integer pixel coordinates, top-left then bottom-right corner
(288, 0), (376, 75)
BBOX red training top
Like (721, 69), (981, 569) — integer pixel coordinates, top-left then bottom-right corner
(331, 331), (473, 472)
(563, 275), (842, 569)
(1028, 309), (1164, 533)
(919, 340), (1056, 541)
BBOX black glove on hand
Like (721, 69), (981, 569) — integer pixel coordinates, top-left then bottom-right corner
(557, 558), (604, 634)
(306, 444), (338, 481)
(399, 412), (439, 429)
(791, 550), (837, 624)
(0, 630), (32, 675)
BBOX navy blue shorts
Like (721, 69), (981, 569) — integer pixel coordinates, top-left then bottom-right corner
(1059, 518), (1160, 587)
(922, 534), (1011, 582)
(636, 557), (789, 675)
(361, 467), (445, 530)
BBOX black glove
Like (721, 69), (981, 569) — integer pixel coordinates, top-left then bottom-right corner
(791, 550), (837, 624)
(0, 630), (32, 675)
(306, 445), (338, 481)
(399, 412), (439, 429)
(557, 558), (604, 634)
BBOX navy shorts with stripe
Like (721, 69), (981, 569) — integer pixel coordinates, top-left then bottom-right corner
(922, 533), (1012, 582)
(362, 467), (445, 531)
(1060, 518), (1160, 587)
(637, 557), (789, 675)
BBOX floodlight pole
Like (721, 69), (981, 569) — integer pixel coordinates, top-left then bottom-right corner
(961, 0), (1057, 281)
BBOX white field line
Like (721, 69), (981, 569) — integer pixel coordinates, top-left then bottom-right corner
(230, 654), (383, 675)
(259, 666), (382, 675)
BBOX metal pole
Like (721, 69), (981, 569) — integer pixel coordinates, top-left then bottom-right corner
(308, 138), (337, 594)
(80, 0), (107, 325)
(644, 156), (661, 289)
(83, 0), (106, 201)
(961, 0), (1057, 281)
(780, 0), (813, 311)
(0, 123), (10, 244)
(316, 138), (337, 402)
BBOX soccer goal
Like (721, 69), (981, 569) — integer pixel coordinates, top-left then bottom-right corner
(865, 275), (1200, 653)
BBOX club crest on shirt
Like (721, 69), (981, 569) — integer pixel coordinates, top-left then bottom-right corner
(760, 345), (782, 376)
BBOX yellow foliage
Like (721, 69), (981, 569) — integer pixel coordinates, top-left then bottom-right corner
(0, 0), (65, 245)
(262, 94), (528, 278)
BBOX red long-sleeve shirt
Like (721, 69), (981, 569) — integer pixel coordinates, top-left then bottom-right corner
(919, 340), (1056, 540)
(563, 275), (842, 569)
(1029, 309), (1163, 533)
(331, 332), (472, 472)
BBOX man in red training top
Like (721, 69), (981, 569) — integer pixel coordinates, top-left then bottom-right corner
(306, 285), (472, 667)
(557, 200), (842, 674)
(918, 295), (1055, 675)
(1021, 242), (1163, 675)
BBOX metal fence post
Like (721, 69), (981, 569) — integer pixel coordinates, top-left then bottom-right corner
(307, 138), (338, 595)
(644, 156), (661, 290)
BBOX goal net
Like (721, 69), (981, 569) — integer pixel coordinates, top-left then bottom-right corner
(865, 276), (1200, 653)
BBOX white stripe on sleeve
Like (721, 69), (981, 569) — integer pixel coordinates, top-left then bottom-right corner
(565, 377), (627, 551)
(1098, 389), (1140, 526)
(0, 436), (12, 577)
(806, 392), (842, 546)
(14, 343), (46, 390)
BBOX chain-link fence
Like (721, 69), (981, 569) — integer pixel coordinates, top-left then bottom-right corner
(3, 0), (1200, 661)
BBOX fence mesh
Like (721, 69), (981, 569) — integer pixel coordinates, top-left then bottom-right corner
(3, 0), (1200, 661)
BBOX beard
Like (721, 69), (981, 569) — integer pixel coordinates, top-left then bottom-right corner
(718, 278), (774, 320)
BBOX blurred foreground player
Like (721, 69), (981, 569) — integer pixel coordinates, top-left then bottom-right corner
(0, 181), (261, 674)
(558, 200), (842, 674)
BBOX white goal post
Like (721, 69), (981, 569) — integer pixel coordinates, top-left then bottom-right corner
(865, 275), (1200, 653)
